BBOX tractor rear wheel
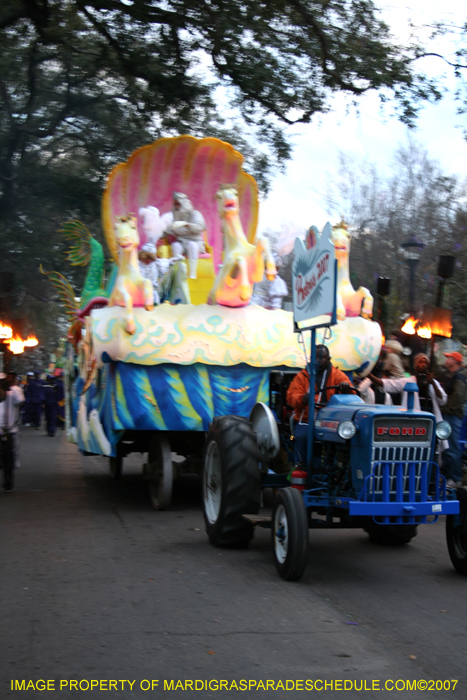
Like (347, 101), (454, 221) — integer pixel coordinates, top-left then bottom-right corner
(364, 522), (418, 546)
(203, 415), (260, 547)
(271, 487), (309, 580)
(446, 487), (467, 575)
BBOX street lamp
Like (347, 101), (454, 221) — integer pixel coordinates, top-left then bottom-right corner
(401, 235), (426, 314)
(436, 255), (456, 307)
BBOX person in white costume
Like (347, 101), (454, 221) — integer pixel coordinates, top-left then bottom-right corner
(354, 376), (375, 404)
(138, 206), (185, 304)
(164, 192), (206, 279)
(139, 206), (172, 247)
(251, 255), (288, 309)
(138, 243), (160, 305)
(265, 256), (288, 310)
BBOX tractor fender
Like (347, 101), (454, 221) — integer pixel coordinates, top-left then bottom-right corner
(249, 402), (280, 460)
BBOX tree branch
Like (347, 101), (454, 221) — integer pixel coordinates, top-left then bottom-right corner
(412, 52), (467, 70)
(285, 0), (366, 94)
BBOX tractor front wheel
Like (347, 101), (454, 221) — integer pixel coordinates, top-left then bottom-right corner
(271, 487), (309, 581)
(364, 522), (418, 546)
(203, 416), (260, 548)
(446, 487), (467, 575)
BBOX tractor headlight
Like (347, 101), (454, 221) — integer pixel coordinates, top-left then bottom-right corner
(337, 420), (357, 440)
(436, 421), (452, 440)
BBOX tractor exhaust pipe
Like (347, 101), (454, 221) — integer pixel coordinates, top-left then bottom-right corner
(403, 382), (419, 411)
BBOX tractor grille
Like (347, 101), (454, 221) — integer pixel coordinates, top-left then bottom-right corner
(372, 445), (430, 467)
(358, 418), (442, 524)
(369, 440), (431, 500)
(370, 454), (429, 497)
(370, 420), (432, 499)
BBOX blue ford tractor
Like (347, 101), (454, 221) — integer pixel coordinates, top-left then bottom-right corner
(202, 230), (465, 580)
(202, 373), (465, 580)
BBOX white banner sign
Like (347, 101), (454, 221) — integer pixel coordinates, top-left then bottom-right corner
(292, 222), (336, 329)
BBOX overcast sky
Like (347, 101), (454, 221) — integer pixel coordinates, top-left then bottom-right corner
(258, 0), (466, 240)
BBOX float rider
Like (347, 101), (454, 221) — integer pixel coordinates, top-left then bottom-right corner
(165, 192), (206, 279)
(287, 345), (353, 464)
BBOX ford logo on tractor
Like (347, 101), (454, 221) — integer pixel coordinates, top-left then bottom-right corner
(376, 426), (427, 436)
(373, 418), (432, 442)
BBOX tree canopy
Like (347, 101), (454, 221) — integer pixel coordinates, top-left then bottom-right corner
(0, 0), (442, 360)
(0, 0), (441, 208)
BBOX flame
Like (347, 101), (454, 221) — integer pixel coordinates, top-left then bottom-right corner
(401, 317), (417, 335)
(416, 323), (432, 339)
(7, 336), (24, 354)
(23, 335), (39, 347)
(0, 323), (13, 340)
(429, 321), (452, 337)
(401, 314), (452, 339)
(0, 329), (39, 352)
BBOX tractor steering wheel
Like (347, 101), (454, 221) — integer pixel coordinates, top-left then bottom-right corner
(324, 384), (361, 397)
(314, 384), (360, 408)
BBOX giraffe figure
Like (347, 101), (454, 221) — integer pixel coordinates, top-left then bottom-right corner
(331, 221), (373, 320)
(109, 215), (154, 334)
(208, 185), (276, 307)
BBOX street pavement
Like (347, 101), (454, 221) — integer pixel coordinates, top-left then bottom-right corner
(1, 427), (465, 699)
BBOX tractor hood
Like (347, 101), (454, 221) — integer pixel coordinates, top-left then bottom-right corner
(315, 394), (436, 445)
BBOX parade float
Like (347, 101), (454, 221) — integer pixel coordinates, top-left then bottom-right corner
(44, 135), (383, 511)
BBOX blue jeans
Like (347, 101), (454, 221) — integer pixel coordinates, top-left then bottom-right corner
(442, 414), (463, 482)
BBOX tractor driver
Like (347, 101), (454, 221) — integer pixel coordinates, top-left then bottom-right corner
(287, 345), (353, 421)
(287, 345), (353, 464)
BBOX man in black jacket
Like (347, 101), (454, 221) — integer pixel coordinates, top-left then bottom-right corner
(437, 352), (466, 487)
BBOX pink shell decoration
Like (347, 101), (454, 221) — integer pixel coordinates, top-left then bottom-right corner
(101, 135), (259, 268)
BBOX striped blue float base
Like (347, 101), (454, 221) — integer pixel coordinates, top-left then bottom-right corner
(108, 361), (270, 431)
(74, 361), (270, 456)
